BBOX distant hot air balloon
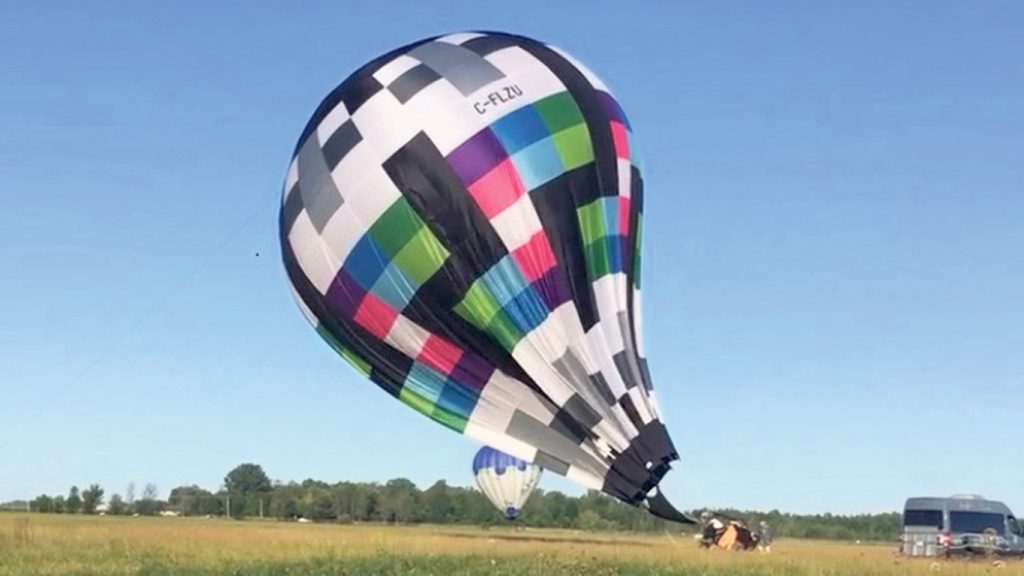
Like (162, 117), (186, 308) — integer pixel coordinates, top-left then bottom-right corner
(473, 445), (541, 520)
(280, 31), (691, 524)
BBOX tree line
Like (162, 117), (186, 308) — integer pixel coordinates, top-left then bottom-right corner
(11, 463), (902, 541)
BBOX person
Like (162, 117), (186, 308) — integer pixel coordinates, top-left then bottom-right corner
(757, 520), (774, 553)
(732, 520), (758, 550)
(699, 511), (726, 548)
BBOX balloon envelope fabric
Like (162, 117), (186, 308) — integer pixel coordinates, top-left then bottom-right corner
(280, 31), (689, 523)
(472, 445), (542, 520)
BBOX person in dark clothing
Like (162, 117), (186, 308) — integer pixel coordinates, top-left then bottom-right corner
(699, 511), (726, 548)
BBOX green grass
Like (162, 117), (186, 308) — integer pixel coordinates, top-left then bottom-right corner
(2, 514), (1022, 575)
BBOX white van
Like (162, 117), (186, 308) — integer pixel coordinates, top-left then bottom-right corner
(901, 494), (1024, 557)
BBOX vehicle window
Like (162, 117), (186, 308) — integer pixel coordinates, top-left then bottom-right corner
(1009, 517), (1022, 536)
(949, 511), (1004, 534)
(904, 509), (943, 529)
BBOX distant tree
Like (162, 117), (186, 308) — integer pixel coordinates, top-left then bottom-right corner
(134, 484), (164, 516)
(351, 483), (378, 521)
(269, 484), (301, 520)
(222, 464), (272, 518)
(420, 480), (454, 524)
(30, 495), (54, 513)
(306, 487), (337, 521)
(378, 478), (419, 523)
(198, 491), (225, 516)
(107, 494), (126, 515)
(168, 485), (213, 516)
(224, 463), (272, 496)
(548, 491), (579, 526)
(576, 509), (610, 531)
(335, 481), (379, 522)
(81, 484), (105, 514)
(0, 500), (28, 511)
(20, 470), (906, 539)
(134, 499), (164, 516)
(125, 483), (136, 508)
(450, 487), (493, 524)
(66, 486), (82, 514)
(522, 489), (569, 527)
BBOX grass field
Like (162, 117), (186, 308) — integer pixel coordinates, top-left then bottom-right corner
(1, 514), (1022, 575)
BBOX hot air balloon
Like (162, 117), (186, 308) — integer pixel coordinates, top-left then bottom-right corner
(473, 445), (542, 520)
(280, 31), (691, 524)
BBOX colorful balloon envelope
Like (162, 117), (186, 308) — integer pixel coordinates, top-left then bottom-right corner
(280, 31), (691, 523)
(473, 445), (542, 520)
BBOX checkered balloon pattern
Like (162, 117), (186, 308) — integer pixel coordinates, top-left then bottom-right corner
(280, 32), (688, 522)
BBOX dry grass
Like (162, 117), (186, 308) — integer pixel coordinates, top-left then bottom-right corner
(1, 513), (1021, 575)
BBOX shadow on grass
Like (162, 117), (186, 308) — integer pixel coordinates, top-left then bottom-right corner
(444, 531), (657, 547)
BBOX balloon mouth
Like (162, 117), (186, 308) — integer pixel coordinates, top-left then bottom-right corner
(642, 473), (697, 525)
(504, 507), (519, 520)
(645, 490), (696, 524)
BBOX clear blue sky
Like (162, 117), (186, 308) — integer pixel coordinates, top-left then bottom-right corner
(2, 1), (1021, 515)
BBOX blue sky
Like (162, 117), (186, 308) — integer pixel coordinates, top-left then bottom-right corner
(1, 1), (1021, 515)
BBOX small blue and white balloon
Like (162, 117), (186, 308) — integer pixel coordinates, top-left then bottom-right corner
(472, 446), (542, 520)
